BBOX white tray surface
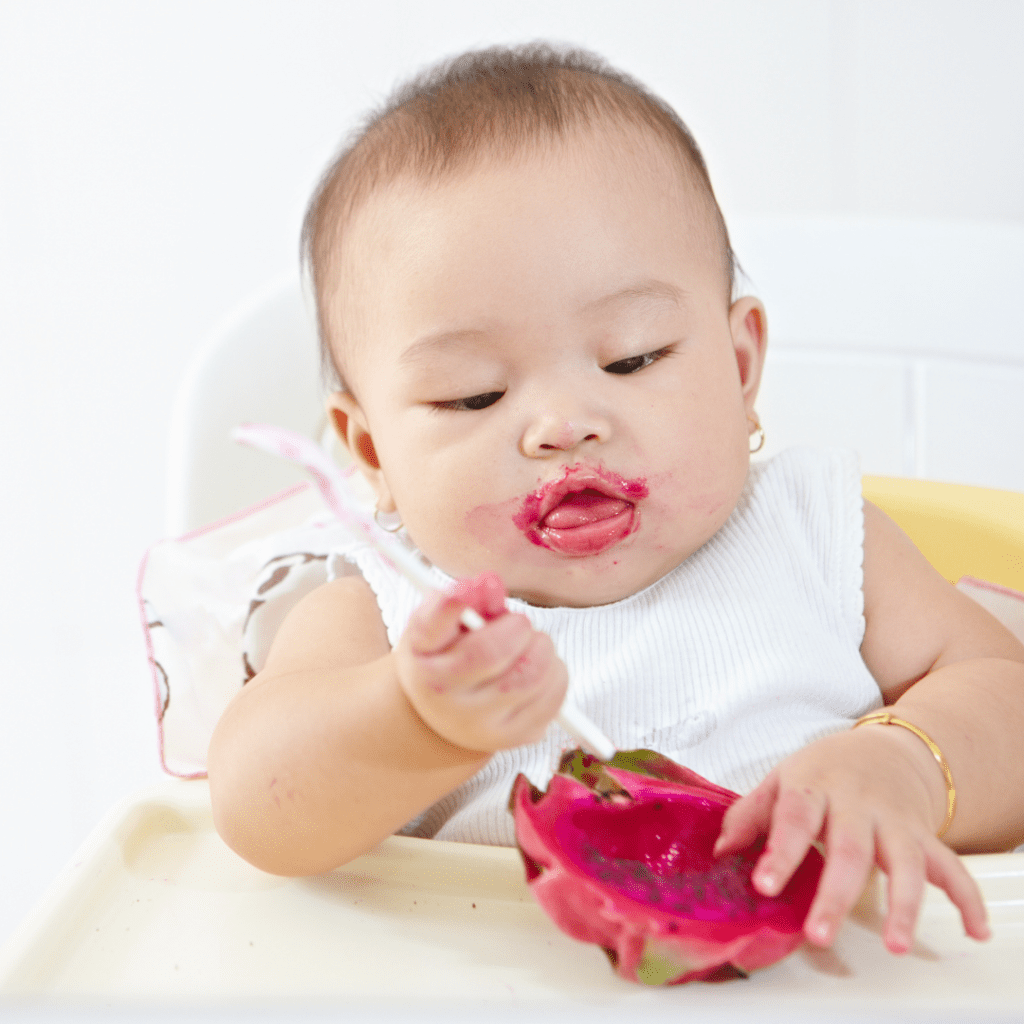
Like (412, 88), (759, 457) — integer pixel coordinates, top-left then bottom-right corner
(1, 779), (1022, 1012)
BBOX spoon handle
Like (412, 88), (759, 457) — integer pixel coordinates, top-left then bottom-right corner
(232, 424), (617, 761)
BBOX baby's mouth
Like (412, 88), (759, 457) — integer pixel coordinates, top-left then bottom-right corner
(516, 469), (647, 557)
(540, 489), (631, 531)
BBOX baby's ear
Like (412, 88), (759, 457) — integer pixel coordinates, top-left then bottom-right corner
(325, 391), (396, 512)
(728, 296), (768, 408)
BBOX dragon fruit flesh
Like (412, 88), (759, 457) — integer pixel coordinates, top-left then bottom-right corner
(510, 748), (824, 985)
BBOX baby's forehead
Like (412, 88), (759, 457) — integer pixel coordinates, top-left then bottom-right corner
(344, 121), (715, 256)
(305, 50), (736, 392)
(323, 140), (731, 397)
(335, 129), (724, 358)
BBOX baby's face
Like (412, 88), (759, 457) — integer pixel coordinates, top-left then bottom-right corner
(329, 124), (765, 607)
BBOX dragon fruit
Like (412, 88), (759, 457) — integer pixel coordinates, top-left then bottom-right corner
(510, 748), (824, 985)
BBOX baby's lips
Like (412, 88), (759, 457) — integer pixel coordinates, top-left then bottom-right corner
(449, 571), (509, 621)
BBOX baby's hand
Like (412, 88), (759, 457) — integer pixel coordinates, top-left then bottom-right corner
(394, 572), (568, 753)
(712, 728), (990, 955)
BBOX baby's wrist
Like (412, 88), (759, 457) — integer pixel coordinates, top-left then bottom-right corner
(852, 712), (956, 837)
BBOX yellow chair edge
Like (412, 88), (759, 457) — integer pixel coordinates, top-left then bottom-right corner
(862, 475), (1024, 592)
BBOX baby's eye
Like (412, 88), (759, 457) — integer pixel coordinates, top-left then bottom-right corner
(432, 391), (504, 412)
(603, 347), (672, 375)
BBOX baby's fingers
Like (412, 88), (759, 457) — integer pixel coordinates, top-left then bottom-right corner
(871, 832), (988, 955)
(406, 572), (508, 656)
(924, 842), (990, 943)
(713, 774), (779, 857)
(803, 817), (876, 946)
(749, 785), (830, 900)
(875, 835), (926, 954)
(405, 590), (473, 655)
(449, 572), (507, 620)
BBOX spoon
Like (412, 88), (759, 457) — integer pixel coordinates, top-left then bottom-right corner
(232, 422), (617, 761)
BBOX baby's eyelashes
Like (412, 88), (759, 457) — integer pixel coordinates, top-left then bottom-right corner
(431, 391), (504, 412)
(602, 346), (673, 375)
(429, 345), (674, 410)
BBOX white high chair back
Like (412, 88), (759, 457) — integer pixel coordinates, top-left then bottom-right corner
(166, 217), (1024, 535)
(166, 275), (330, 535)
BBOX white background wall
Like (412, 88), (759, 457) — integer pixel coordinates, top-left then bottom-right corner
(1, 0), (1023, 950)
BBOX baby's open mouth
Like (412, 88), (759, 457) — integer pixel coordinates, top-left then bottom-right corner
(537, 488), (635, 556)
(516, 470), (647, 557)
(540, 489), (631, 530)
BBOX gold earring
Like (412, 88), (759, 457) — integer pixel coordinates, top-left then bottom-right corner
(748, 413), (765, 454)
(374, 506), (404, 533)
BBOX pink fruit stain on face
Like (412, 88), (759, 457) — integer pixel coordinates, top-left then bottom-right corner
(511, 465), (649, 556)
(463, 493), (529, 553)
(553, 423), (576, 449)
(513, 465), (649, 531)
(462, 465), (650, 563)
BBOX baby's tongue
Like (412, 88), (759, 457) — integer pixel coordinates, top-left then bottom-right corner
(542, 489), (630, 529)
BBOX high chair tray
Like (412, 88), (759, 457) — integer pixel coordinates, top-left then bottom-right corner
(1, 780), (1022, 1013)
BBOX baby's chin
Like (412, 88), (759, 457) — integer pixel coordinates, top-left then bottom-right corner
(506, 561), (675, 608)
(428, 546), (684, 609)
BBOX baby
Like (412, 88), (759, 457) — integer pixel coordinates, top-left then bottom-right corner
(207, 43), (1024, 957)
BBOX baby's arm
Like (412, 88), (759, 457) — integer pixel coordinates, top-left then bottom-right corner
(207, 572), (567, 875)
(715, 500), (1024, 953)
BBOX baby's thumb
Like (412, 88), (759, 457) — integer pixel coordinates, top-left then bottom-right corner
(449, 571), (508, 621)
(405, 572), (508, 655)
(405, 589), (470, 655)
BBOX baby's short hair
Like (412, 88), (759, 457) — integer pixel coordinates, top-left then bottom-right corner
(303, 42), (735, 390)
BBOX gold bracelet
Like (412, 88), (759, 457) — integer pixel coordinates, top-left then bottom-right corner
(852, 711), (957, 838)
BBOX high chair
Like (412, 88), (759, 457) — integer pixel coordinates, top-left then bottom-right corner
(2, 218), (1023, 1012)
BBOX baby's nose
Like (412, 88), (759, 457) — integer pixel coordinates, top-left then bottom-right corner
(520, 410), (611, 457)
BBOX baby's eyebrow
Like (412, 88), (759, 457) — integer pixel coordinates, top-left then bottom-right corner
(399, 328), (489, 369)
(399, 279), (687, 369)
(582, 278), (687, 313)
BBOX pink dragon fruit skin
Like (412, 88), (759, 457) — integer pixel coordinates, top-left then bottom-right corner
(510, 749), (824, 985)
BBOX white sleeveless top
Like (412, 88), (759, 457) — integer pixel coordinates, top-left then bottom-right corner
(327, 446), (883, 846)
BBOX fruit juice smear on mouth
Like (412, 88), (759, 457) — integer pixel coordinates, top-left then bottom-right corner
(514, 465), (649, 556)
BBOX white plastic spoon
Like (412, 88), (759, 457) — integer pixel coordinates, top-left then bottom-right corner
(232, 422), (617, 761)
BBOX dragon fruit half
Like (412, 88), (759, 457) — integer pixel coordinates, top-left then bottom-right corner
(510, 748), (824, 985)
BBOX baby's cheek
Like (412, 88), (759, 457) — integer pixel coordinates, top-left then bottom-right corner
(463, 496), (521, 547)
(460, 500), (561, 576)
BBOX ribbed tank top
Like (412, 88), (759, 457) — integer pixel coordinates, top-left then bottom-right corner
(326, 446), (883, 846)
